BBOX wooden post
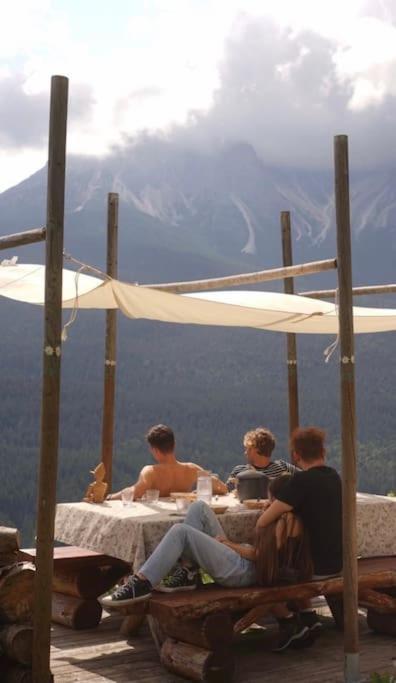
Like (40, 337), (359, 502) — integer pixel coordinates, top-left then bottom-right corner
(100, 192), (119, 490)
(32, 75), (68, 683)
(334, 134), (359, 683)
(280, 211), (299, 438)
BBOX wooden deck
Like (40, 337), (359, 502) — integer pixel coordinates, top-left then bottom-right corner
(50, 606), (396, 682)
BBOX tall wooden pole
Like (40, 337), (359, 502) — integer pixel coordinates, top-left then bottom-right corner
(334, 135), (359, 683)
(280, 211), (299, 438)
(100, 192), (119, 491)
(32, 75), (68, 683)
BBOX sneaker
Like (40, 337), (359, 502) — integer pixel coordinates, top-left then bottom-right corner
(155, 565), (198, 593)
(99, 575), (152, 608)
(300, 610), (323, 635)
(273, 615), (310, 652)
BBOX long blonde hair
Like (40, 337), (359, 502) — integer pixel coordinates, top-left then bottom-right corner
(254, 474), (313, 586)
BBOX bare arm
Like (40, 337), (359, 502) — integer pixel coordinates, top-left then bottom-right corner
(256, 499), (292, 529)
(211, 476), (228, 495)
(106, 466), (154, 501)
(106, 487), (132, 501)
(132, 466), (155, 500)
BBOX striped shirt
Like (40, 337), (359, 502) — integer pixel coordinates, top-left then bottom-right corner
(226, 460), (298, 492)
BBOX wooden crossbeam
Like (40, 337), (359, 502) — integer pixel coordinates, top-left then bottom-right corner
(0, 227), (46, 251)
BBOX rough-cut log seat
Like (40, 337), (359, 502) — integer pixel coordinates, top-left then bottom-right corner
(18, 546), (129, 631)
(140, 556), (396, 682)
(18, 546), (129, 600)
(149, 557), (396, 621)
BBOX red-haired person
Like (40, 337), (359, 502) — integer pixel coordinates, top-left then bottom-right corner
(256, 427), (342, 648)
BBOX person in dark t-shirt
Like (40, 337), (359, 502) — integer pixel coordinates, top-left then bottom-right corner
(256, 426), (342, 648)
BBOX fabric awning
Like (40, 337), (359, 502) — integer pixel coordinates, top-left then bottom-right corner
(1, 263), (396, 335)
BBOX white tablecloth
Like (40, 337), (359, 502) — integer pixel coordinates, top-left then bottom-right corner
(54, 493), (396, 572)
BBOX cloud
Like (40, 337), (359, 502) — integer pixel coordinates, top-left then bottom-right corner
(0, 75), (95, 150)
(166, 15), (396, 168)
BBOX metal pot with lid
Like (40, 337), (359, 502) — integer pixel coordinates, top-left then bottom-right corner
(236, 468), (269, 502)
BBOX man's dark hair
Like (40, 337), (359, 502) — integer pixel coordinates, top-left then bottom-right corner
(290, 427), (326, 463)
(146, 424), (175, 453)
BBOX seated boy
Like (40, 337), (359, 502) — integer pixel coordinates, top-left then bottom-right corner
(226, 427), (298, 491)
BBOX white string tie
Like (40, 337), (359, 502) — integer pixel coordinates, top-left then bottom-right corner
(323, 288), (340, 363)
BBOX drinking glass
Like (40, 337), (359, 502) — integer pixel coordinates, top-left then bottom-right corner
(145, 489), (160, 503)
(121, 488), (134, 507)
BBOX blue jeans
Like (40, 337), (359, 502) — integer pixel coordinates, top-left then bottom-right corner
(140, 500), (257, 588)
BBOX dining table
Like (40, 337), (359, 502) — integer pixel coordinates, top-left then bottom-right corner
(54, 492), (396, 572)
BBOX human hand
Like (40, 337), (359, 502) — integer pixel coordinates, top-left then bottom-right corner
(215, 535), (228, 544)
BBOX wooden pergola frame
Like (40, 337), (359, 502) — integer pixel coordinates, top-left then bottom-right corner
(2, 75), (394, 683)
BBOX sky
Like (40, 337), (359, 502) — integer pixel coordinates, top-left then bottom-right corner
(1, 0), (396, 191)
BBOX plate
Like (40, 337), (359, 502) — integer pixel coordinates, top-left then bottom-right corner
(243, 499), (268, 510)
(210, 505), (228, 515)
(170, 492), (197, 501)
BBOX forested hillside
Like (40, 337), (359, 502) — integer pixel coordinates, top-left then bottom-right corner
(0, 295), (395, 544)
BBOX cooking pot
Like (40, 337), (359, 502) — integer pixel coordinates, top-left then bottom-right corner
(236, 468), (269, 502)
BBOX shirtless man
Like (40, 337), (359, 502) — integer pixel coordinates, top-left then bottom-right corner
(107, 424), (227, 500)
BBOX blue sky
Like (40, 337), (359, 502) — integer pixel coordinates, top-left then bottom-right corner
(1, 1), (396, 190)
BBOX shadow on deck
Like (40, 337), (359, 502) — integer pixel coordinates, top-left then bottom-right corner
(50, 609), (395, 683)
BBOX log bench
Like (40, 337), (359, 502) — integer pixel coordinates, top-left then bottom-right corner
(119, 556), (396, 682)
(18, 546), (129, 630)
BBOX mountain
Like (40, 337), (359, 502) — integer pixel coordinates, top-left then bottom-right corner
(0, 140), (395, 543)
(1, 140), (395, 284)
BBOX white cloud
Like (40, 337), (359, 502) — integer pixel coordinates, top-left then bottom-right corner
(1, 0), (396, 190)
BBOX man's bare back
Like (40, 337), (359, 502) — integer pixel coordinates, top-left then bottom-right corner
(134, 461), (226, 498)
(107, 424), (228, 501)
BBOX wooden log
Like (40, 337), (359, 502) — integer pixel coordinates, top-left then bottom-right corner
(101, 192), (119, 491)
(160, 638), (234, 683)
(0, 528), (20, 568)
(358, 588), (396, 614)
(0, 659), (33, 683)
(161, 613), (233, 650)
(52, 565), (103, 599)
(325, 595), (344, 630)
(149, 565), (396, 621)
(119, 611), (146, 637)
(51, 593), (102, 630)
(0, 624), (33, 666)
(33, 73), (68, 683)
(300, 283), (396, 299)
(334, 133), (359, 682)
(0, 227), (46, 252)
(233, 605), (271, 634)
(147, 615), (167, 653)
(146, 258), (337, 293)
(367, 608), (396, 636)
(280, 211), (299, 437)
(0, 564), (35, 624)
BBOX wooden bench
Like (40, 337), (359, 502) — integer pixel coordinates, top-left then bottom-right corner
(122, 556), (396, 682)
(19, 546), (129, 630)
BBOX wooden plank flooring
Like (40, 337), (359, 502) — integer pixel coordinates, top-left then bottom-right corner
(51, 610), (396, 682)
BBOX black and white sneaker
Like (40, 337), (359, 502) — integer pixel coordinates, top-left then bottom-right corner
(273, 615), (311, 652)
(299, 610), (322, 635)
(99, 575), (152, 608)
(156, 565), (198, 593)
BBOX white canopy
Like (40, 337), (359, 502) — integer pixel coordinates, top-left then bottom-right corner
(1, 263), (396, 335)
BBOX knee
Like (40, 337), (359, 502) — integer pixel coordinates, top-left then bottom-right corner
(190, 500), (206, 513)
(169, 522), (188, 537)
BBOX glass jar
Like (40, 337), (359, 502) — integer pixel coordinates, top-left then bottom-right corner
(196, 473), (213, 504)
